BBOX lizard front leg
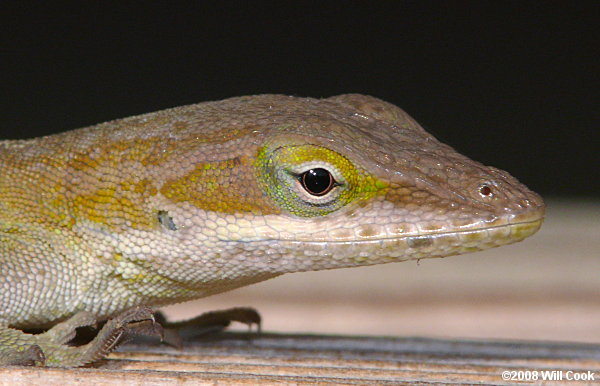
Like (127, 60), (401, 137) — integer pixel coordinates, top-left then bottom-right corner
(0, 307), (160, 367)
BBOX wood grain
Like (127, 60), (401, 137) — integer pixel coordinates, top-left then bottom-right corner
(2, 332), (599, 384)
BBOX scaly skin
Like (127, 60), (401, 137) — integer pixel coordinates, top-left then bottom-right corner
(0, 94), (545, 366)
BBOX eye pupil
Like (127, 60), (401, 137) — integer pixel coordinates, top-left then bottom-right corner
(301, 168), (334, 196)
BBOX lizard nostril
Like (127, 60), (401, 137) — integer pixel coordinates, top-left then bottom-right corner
(479, 184), (493, 198)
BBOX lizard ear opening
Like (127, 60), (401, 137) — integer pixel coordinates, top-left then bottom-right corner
(157, 210), (178, 231)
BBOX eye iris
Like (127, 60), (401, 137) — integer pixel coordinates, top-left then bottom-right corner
(301, 168), (334, 196)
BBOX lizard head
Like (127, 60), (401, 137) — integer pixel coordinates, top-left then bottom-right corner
(101, 94), (544, 288)
(234, 94), (545, 272)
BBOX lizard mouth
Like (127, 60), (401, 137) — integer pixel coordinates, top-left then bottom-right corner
(285, 215), (544, 268)
(239, 210), (545, 272)
(232, 207), (545, 269)
(284, 216), (544, 246)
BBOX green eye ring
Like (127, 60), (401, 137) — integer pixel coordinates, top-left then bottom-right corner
(256, 143), (387, 217)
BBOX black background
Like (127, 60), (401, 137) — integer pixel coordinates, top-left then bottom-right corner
(1, 2), (597, 197)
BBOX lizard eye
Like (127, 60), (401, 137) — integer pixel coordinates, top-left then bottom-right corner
(299, 168), (335, 196)
(258, 144), (365, 217)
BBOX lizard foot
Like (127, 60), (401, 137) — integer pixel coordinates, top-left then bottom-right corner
(0, 343), (45, 366)
(154, 307), (262, 348)
(0, 307), (161, 367)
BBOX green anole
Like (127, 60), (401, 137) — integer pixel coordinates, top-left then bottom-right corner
(0, 94), (544, 366)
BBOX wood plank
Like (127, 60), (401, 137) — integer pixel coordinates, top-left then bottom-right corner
(2, 332), (599, 384)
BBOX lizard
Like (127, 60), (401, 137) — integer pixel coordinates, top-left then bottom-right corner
(0, 94), (545, 367)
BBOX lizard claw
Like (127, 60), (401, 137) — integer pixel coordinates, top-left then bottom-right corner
(81, 306), (158, 364)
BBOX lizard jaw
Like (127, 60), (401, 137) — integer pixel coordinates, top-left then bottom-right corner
(230, 208), (545, 273)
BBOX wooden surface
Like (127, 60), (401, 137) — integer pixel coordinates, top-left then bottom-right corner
(2, 332), (600, 384)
